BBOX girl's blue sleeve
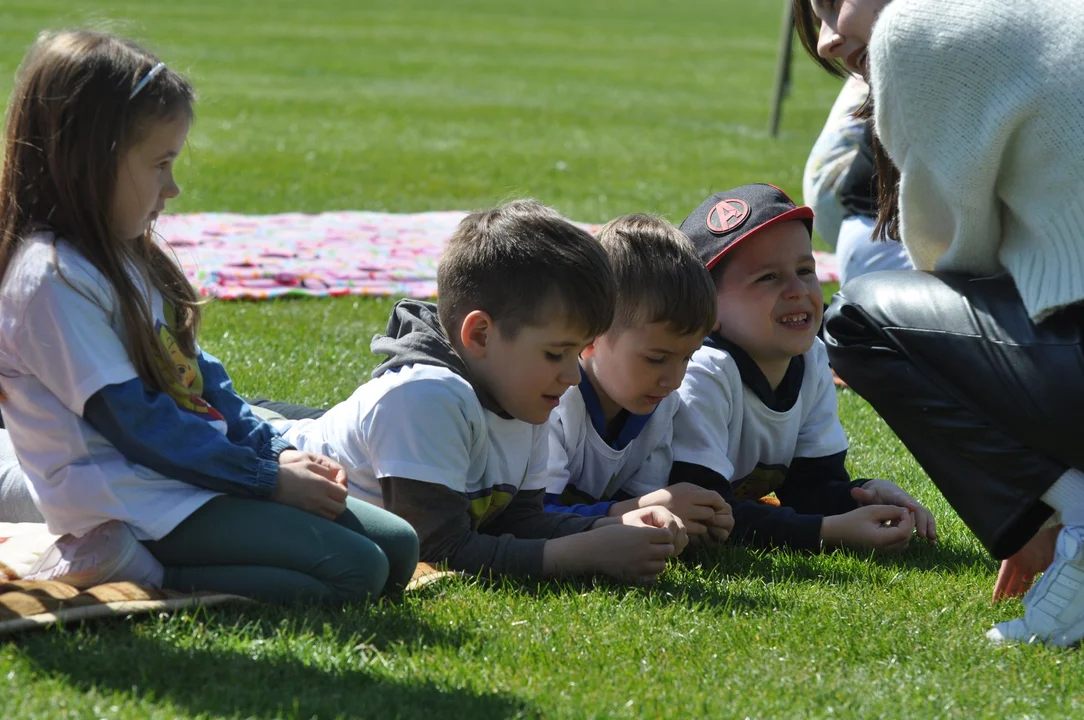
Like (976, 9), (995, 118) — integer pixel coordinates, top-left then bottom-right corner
(82, 377), (290, 498)
(196, 350), (284, 454)
(543, 493), (615, 517)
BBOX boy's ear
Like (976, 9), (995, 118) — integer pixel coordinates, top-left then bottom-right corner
(579, 341), (597, 359)
(459, 310), (494, 358)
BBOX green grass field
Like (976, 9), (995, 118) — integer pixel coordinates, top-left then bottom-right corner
(1, 1), (1082, 718)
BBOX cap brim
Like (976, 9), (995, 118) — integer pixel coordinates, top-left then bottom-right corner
(703, 205), (815, 270)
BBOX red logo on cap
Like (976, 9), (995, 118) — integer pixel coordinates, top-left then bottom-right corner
(706, 199), (750, 234)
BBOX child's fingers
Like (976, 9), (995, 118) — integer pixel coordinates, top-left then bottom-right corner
(684, 504), (717, 522)
(692, 489), (727, 510)
(850, 486), (876, 505)
(873, 510), (913, 549)
(318, 495), (347, 520)
(865, 504), (911, 523)
(639, 525), (675, 544)
(647, 543), (676, 560)
(684, 520), (708, 536)
(708, 526), (730, 543)
(914, 508), (930, 540)
(322, 478), (348, 503)
(709, 512), (735, 531)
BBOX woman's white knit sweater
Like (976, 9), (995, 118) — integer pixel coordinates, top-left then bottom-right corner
(869, 0), (1084, 321)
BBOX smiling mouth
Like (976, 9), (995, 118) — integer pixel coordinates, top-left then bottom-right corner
(777, 313), (811, 327)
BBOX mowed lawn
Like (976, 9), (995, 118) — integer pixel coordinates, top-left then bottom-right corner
(0, 1), (1081, 718)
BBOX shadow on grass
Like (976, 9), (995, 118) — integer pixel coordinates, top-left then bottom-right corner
(448, 562), (789, 615)
(10, 602), (534, 720)
(686, 535), (995, 582)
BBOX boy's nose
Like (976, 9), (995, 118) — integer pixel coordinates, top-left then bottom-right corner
(782, 273), (807, 297)
(557, 361), (580, 387)
(659, 367), (682, 390)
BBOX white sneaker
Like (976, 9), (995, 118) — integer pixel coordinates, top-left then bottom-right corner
(987, 525), (1084, 647)
(23, 520), (164, 589)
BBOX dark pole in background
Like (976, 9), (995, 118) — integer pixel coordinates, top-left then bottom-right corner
(768, 1), (794, 137)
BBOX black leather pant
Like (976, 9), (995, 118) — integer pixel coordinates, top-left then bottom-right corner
(824, 271), (1084, 559)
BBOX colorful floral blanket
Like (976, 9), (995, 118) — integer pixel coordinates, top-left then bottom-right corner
(159, 212), (841, 300)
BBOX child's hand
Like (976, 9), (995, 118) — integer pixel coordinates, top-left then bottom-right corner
(821, 505), (915, 553)
(272, 451), (349, 520)
(279, 449), (348, 488)
(582, 523), (678, 584)
(707, 506), (734, 543)
(637, 483), (727, 538)
(993, 523), (1061, 602)
(620, 506), (689, 556)
(852, 479), (936, 545)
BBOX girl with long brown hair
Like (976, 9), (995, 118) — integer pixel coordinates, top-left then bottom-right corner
(0, 30), (417, 602)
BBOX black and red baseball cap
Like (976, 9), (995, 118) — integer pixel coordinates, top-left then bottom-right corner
(678, 183), (814, 270)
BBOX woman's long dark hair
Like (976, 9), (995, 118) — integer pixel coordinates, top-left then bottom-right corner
(0, 30), (202, 396)
(792, 0), (901, 242)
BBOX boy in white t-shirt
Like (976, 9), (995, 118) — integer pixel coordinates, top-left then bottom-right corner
(670, 184), (937, 553)
(282, 200), (688, 583)
(543, 214), (735, 544)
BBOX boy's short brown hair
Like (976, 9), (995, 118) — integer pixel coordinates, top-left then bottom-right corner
(596, 214), (716, 338)
(437, 199), (615, 340)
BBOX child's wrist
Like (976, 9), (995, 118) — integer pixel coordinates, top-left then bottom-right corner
(608, 498), (639, 517)
(542, 535), (593, 577)
(819, 515), (843, 548)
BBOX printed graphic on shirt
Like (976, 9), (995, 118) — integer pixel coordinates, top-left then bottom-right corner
(156, 301), (226, 432)
(467, 483), (520, 529)
(732, 463), (788, 501)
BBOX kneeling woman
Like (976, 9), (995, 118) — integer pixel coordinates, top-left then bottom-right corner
(794, 0), (1084, 646)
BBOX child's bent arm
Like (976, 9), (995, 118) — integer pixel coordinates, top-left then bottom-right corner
(486, 489), (600, 538)
(83, 378), (289, 497)
(196, 351), (283, 452)
(381, 477), (587, 577)
(776, 451), (867, 515)
(669, 461), (824, 551)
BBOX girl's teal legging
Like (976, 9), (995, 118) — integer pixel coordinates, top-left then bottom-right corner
(143, 495), (419, 604)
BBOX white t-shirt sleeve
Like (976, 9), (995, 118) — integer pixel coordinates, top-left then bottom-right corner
(672, 352), (737, 480)
(543, 411), (572, 495)
(13, 266), (137, 415)
(794, 341), (850, 459)
(521, 422), (553, 493)
(361, 378), (475, 492)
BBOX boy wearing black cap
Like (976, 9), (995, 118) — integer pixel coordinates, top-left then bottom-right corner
(670, 184), (937, 553)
